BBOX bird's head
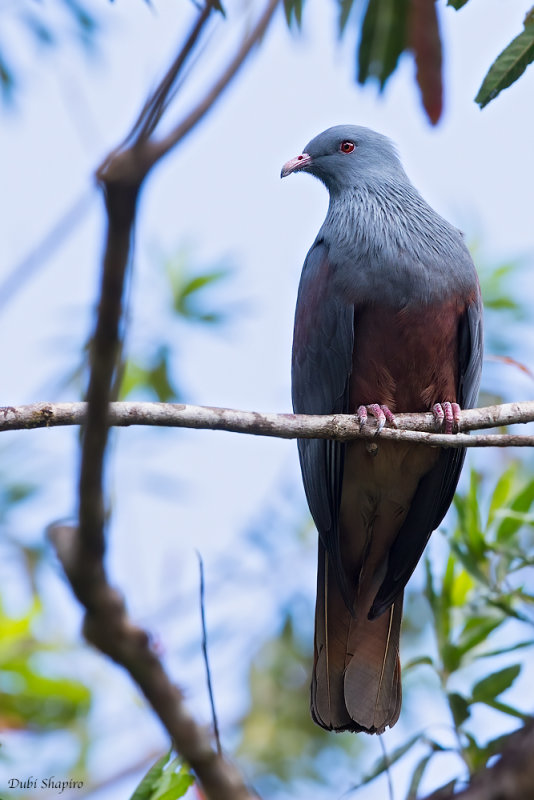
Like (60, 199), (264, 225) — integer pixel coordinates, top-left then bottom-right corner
(281, 125), (405, 193)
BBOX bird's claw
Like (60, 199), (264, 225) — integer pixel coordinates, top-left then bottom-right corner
(357, 404), (396, 434)
(432, 402), (461, 435)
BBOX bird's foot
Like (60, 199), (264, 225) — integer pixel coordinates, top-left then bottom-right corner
(432, 402), (461, 435)
(357, 404), (396, 434)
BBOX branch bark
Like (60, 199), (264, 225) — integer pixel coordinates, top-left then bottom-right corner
(47, 524), (257, 800)
(423, 719), (534, 800)
(3, 400), (534, 447)
(46, 2), (280, 797)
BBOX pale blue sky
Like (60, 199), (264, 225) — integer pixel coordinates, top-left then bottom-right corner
(1, 1), (534, 798)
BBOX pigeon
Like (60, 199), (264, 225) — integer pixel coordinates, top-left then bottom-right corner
(281, 125), (483, 733)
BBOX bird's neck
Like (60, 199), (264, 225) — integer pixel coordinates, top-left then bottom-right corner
(319, 181), (475, 307)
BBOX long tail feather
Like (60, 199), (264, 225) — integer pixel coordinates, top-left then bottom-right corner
(311, 541), (402, 733)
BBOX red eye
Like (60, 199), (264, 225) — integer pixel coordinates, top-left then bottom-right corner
(340, 141), (355, 153)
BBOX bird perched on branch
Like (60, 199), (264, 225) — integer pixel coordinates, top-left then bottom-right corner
(281, 125), (483, 734)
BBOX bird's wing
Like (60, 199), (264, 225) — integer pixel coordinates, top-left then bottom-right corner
(370, 293), (484, 619)
(292, 240), (354, 597)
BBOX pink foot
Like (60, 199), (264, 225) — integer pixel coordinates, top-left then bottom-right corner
(432, 402), (461, 435)
(357, 403), (396, 434)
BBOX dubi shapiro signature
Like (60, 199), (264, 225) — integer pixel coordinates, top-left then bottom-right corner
(6, 777), (84, 793)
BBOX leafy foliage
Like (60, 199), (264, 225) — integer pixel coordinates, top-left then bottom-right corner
(0, 0), (98, 105)
(476, 10), (534, 108)
(358, 466), (534, 796)
(0, 599), (91, 732)
(257, 466), (534, 797)
(282, 0), (534, 121)
(120, 347), (179, 402)
(129, 751), (194, 800)
(354, 0), (442, 124)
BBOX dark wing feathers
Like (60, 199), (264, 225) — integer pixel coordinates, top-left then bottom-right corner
(370, 295), (484, 618)
(292, 241), (354, 598)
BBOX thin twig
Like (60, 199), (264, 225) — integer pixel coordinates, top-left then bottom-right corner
(379, 736), (395, 800)
(197, 551), (222, 756)
(3, 400), (534, 448)
(147, 0), (280, 165)
(0, 188), (95, 313)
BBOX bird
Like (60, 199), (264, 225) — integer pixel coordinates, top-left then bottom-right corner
(281, 125), (483, 734)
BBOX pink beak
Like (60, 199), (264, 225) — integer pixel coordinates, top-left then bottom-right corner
(281, 152), (313, 178)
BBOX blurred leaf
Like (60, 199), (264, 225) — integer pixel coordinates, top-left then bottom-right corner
(471, 664), (521, 703)
(476, 18), (534, 108)
(403, 655), (434, 672)
(129, 753), (194, 800)
(283, 0), (304, 28)
(448, 692), (470, 727)
(165, 249), (231, 325)
(0, 52), (15, 103)
(487, 465), (516, 527)
(406, 752), (434, 800)
(20, 12), (56, 46)
(339, 0), (358, 35)
(478, 639), (534, 659)
(456, 615), (504, 658)
(120, 348), (179, 402)
(357, 0), (410, 89)
(130, 751), (170, 800)
(447, 0), (470, 8)
(408, 0), (443, 124)
(496, 478), (534, 542)
(485, 698), (529, 721)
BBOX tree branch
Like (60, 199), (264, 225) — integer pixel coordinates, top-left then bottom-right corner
(46, 3), (279, 797)
(147, 0), (280, 164)
(422, 719), (534, 800)
(3, 400), (534, 447)
(47, 524), (257, 800)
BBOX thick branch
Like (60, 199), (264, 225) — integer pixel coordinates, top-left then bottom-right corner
(423, 719), (534, 800)
(3, 401), (534, 447)
(47, 524), (257, 800)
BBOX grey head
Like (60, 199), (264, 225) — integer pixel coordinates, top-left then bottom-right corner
(281, 125), (407, 194)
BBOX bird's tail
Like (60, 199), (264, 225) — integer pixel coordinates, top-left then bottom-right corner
(311, 542), (402, 733)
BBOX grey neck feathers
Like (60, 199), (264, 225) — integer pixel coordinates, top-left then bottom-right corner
(318, 180), (476, 308)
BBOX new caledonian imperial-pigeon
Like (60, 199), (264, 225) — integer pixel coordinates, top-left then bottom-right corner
(281, 126), (483, 734)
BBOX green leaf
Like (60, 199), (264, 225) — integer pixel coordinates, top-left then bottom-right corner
(447, 0), (470, 8)
(496, 478), (534, 542)
(155, 762), (194, 800)
(472, 664), (521, 703)
(129, 754), (194, 800)
(129, 751), (170, 800)
(477, 639), (534, 659)
(357, 0), (410, 89)
(486, 698), (529, 721)
(487, 465), (516, 527)
(457, 615), (504, 658)
(120, 349), (178, 402)
(339, 0), (357, 35)
(476, 21), (534, 108)
(283, 0), (304, 28)
(406, 752), (434, 800)
(403, 655), (434, 673)
(448, 692), (470, 728)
